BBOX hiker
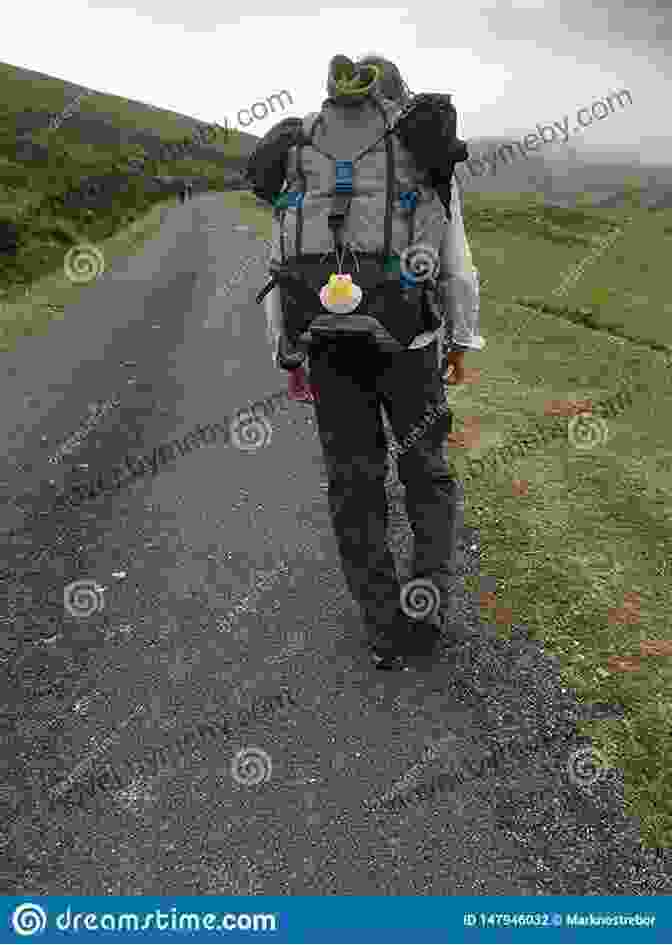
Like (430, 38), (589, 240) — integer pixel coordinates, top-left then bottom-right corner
(247, 54), (482, 670)
(179, 185), (186, 204)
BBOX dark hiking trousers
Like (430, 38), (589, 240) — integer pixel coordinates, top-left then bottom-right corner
(307, 337), (462, 639)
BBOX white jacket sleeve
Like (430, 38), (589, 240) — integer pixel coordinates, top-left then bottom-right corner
(264, 282), (284, 367)
(436, 179), (484, 352)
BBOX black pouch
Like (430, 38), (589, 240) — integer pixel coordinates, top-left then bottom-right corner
(392, 94), (468, 219)
(245, 118), (305, 205)
(271, 254), (441, 353)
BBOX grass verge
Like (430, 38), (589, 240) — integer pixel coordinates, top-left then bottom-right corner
(450, 190), (672, 850)
(0, 194), (172, 352)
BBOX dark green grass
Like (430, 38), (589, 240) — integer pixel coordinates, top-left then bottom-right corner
(0, 61), (250, 303)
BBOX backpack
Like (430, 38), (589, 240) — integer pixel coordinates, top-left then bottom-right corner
(246, 93), (467, 216)
(247, 81), (468, 368)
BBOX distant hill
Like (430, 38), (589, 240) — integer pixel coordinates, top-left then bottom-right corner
(0, 60), (258, 173)
(239, 119), (672, 210)
(0, 60), (264, 296)
(462, 135), (672, 209)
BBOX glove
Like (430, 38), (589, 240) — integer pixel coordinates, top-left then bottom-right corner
(287, 365), (316, 402)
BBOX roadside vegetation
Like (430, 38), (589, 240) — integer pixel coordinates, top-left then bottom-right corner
(0, 61), (247, 334)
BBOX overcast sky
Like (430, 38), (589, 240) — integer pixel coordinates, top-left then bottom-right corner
(3, 0), (669, 163)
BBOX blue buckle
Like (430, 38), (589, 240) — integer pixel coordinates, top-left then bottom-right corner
(399, 190), (418, 210)
(335, 160), (354, 193)
(274, 191), (304, 210)
(400, 271), (418, 288)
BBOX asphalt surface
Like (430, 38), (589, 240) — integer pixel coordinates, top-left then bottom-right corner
(1, 195), (670, 897)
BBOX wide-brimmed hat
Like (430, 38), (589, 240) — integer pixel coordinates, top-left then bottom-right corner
(326, 55), (382, 104)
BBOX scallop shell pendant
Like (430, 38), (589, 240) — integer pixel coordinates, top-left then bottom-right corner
(319, 272), (363, 314)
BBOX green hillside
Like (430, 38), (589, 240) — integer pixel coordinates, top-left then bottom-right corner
(0, 60), (259, 147)
(0, 60), (259, 305)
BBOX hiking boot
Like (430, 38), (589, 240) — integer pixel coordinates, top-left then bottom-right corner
(370, 646), (410, 671)
(403, 615), (444, 658)
(369, 609), (442, 670)
(367, 608), (411, 671)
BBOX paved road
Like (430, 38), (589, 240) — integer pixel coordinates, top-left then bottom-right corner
(0, 195), (669, 897)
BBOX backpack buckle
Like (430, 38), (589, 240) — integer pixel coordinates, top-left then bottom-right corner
(334, 160), (354, 193)
(274, 191), (304, 210)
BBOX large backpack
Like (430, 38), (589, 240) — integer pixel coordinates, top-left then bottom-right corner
(248, 77), (468, 368)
